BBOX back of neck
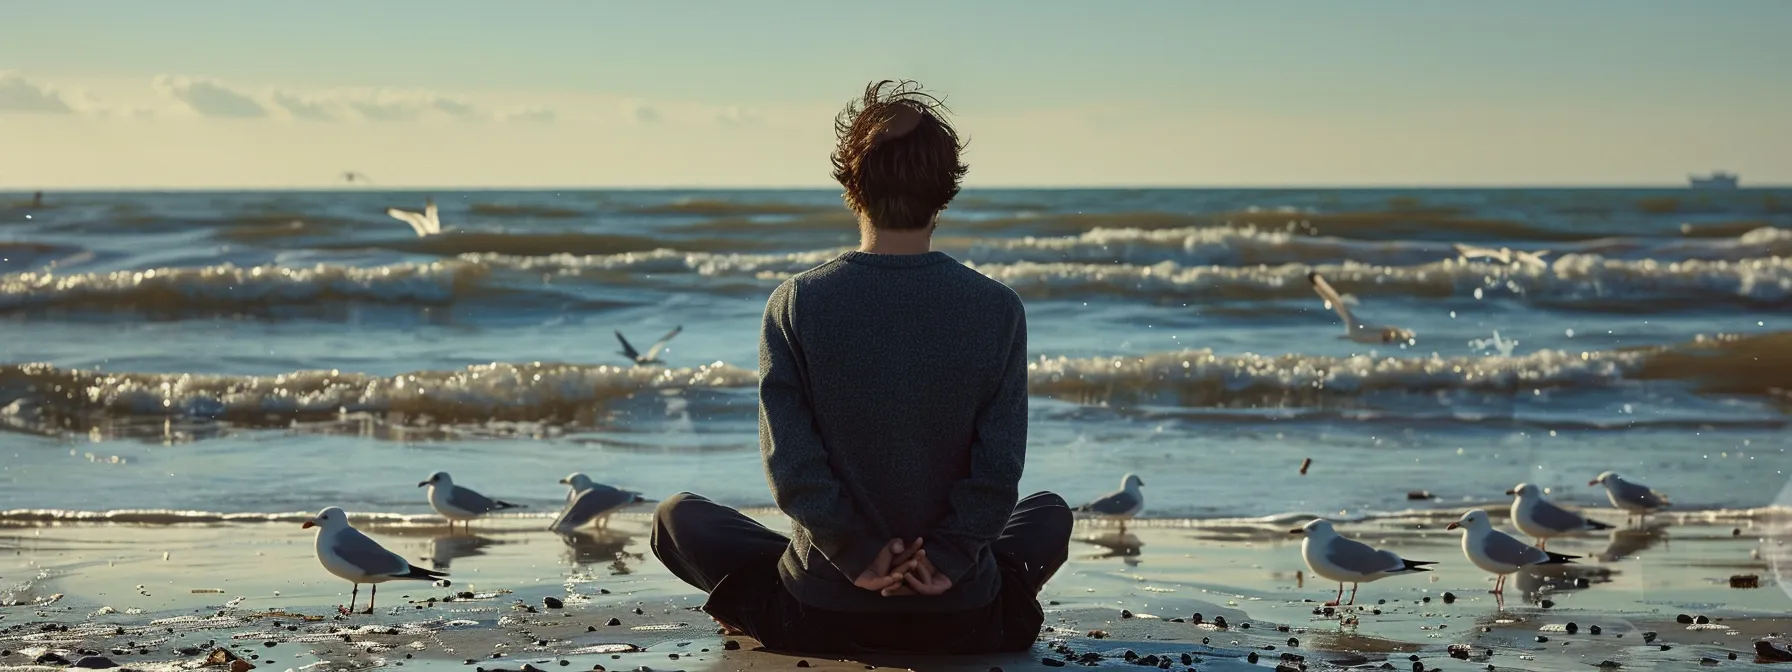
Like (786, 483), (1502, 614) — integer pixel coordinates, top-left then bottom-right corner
(857, 221), (935, 255)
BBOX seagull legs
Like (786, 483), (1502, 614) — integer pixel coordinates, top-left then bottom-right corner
(340, 583), (360, 615)
(1345, 583), (1359, 606)
(1324, 583), (1344, 607)
(363, 584), (377, 614)
(1535, 538), (1548, 551)
(1491, 574), (1507, 595)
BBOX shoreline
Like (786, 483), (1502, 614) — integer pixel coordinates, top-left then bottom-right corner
(4, 511), (1789, 671)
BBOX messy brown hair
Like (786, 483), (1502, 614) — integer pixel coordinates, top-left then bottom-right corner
(830, 80), (969, 231)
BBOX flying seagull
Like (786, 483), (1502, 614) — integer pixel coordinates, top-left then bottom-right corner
(616, 325), (683, 366)
(342, 171), (375, 185)
(420, 471), (524, 532)
(386, 197), (442, 237)
(304, 506), (448, 614)
(1291, 519), (1434, 606)
(1307, 271), (1415, 345)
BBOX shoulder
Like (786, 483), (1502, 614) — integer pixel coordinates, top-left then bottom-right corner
(944, 261), (1026, 318)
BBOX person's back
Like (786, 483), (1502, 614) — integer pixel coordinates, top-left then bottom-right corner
(650, 79), (1071, 655)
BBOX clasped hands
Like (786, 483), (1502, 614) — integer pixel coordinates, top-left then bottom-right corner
(850, 537), (953, 597)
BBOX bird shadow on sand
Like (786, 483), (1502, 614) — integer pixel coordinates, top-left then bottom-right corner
(1075, 531), (1144, 565)
(558, 528), (644, 573)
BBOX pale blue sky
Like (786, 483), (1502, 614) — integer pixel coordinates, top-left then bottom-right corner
(3, 1), (1788, 188)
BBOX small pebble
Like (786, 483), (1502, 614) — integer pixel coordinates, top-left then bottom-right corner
(606, 618), (622, 627)
(1566, 622), (1579, 634)
(1677, 614), (1695, 624)
(633, 608), (644, 615)
(1642, 632), (1658, 643)
(1589, 625), (1602, 635)
(543, 597), (564, 609)
(1247, 652), (1259, 664)
(723, 641), (741, 651)
(1121, 610), (1134, 619)
(1536, 636), (1549, 643)
(1287, 638), (1300, 647)
(1040, 659), (1065, 668)
(1442, 592), (1456, 604)
(1539, 599), (1555, 609)
(1695, 615), (1710, 625)
(1660, 645), (1672, 651)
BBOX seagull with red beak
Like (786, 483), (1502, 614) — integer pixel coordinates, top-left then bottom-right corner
(305, 506), (448, 614)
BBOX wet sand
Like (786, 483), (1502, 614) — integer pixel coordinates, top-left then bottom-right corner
(2, 509), (1788, 672)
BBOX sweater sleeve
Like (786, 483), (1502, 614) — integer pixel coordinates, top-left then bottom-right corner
(757, 280), (883, 580)
(922, 298), (1029, 583)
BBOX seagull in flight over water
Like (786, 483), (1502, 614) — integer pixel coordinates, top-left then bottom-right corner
(386, 197), (442, 237)
(1307, 271), (1415, 345)
(342, 171), (375, 185)
(616, 326), (683, 366)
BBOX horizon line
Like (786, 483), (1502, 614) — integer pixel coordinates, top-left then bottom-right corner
(6, 183), (1789, 192)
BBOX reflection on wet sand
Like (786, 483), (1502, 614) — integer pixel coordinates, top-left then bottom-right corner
(1076, 531), (1144, 565)
(559, 528), (644, 573)
(1512, 562), (1615, 598)
(1599, 525), (1670, 562)
(423, 533), (502, 570)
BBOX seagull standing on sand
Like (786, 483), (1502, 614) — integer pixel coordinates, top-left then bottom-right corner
(1290, 519), (1435, 606)
(552, 472), (649, 532)
(1507, 483), (1614, 550)
(1307, 271), (1415, 345)
(615, 325), (683, 366)
(304, 507), (447, 614)
(1589, 471), (1671, 524)
(1452, 244), (1551, 269)
(386, 198), (442, 237)
(1075, 473), (1145, 533)
(1447, 509), (1577, 596)
(420, 471), (524, 532)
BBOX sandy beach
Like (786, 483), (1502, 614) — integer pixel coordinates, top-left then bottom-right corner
(4, 507), (1788, 672)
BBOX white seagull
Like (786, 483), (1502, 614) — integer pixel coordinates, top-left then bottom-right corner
(1507, 483), (1614, 550)
(386, 197), (443, 237)
(615, 325), (683, 366)
(1307, 271), (1415, 345)
(1589, 471), (1671, 524)
(1447, 509), (1577, 596)
(420, 471), (524, 531)
(1451, 244), (1551, 269)
(304, 506), (447, 614)
(1075, 473), (1145, 533)
(1290, 519), (1435, 606)
(552, 472), (650, 532)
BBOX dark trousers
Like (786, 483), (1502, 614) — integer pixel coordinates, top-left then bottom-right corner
(651, 491), (1073, 654)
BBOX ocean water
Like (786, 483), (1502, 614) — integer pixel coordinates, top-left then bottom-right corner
(1, 188), (1789, 523)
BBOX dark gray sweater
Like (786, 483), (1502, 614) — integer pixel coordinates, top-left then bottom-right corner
(758, 250), (1029, 614)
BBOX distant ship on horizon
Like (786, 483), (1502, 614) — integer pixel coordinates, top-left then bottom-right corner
(1689, 171), (1739, 189)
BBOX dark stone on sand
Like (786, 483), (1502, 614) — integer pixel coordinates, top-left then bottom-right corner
(459, 592), (475, 599)
(1169, 618), (1184, 623)
(1536, 636), (1549, 643)
(1696, 615), (1710, 624)
(74, 656), (119, 668)
(1371, 609), (1381, 615)
(1575, 577), (1590, 588)
(1406, 490), (1433, 500)
(1040, 658), (1065, 667)
(464, 659), (477, 665)
(1121, 609), (1134, 619)
(1729, 652), (1739, 660)
(263, 642), (275, 648)
(1566, 622), (1579, 634)
(1247, 652), (1259, 664)
(606, 618), (622, 627)
(1124, 651), (1138, 661)
(1660, 645), (1673, 652)
(543, 597), (564, 609)
(1442, 592), (1456, 604)
(1540, 599), (1555, 608)
(1181, 654), (1193, 665)
(1676, 614), (1695, 624)
(587, 626), (596, 632)
(723, 641), (741, 651)
(1139, 654), (1160, 666)
(1190, 613), (1203, 624)
(632, 608), (644, 615)
(1700, 659), (1718, 666)
(1589, 625), (1602, 635)
(1288, 638), (1300, 647)
(1201, 637), (1210, 645)
(1213, 616), (1229, 628)
(1642, 631), (1657, 643)
(1410, 662), (1423, 672)
(1597, 662), (1621, 669)
(1240, 622), (1250, 629)
(1276, 625), (1290, 632)
(177, 647), (202, 656)
(1088, 630), (1109, 639)
(1731, 574), (1761, 588)
(1422, 596), (1430, 603)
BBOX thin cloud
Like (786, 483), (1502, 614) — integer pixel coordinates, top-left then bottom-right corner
(348, 88), (482, 122)
(0, 71), (75, 114)
(271, 92), (338, 122)
(629, 102), (662, 123)
(714, 105), (763, 127)
(153, 74), (267, 118)
(498, 107), (556, 124)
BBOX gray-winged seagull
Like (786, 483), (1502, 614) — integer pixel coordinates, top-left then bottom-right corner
(304, 506), (447, 614)
(1447, 509), (1576, 596)
(420, 471), (523, 532)
(1290, 518), (1435, 606)
(1507, 482), (1613, 549)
